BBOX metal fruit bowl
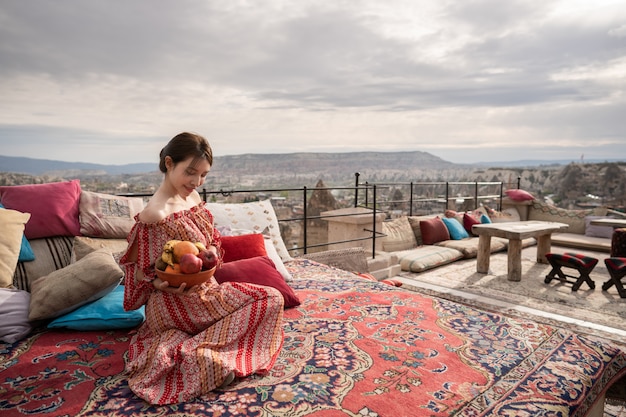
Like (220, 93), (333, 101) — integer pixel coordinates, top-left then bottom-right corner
(155, 266), (216, 287)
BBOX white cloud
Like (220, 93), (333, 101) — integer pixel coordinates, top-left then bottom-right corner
(0, 0), (624, 165)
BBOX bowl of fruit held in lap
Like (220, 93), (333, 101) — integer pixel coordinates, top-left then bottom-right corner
(155, 240), (219, 287)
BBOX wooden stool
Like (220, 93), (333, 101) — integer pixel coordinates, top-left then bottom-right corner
(603, 257), (626, 298)
(544, 253), (598, 291)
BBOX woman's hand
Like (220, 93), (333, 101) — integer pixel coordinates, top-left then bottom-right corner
(152, 277), (199, 294)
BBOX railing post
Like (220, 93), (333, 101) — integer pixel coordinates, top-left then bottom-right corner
(409, 182), (414, 216)
(474, 182), (478, 210)
(445, 182), (450, 211)
(364, 181), (370, 209)
(354, 172), (360, 208)
(302, 186), (308, 254)
(372, 184), (377, 259)
(517, 176), (521, 189)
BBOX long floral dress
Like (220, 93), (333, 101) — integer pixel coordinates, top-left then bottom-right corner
(120, 203), (285, 405)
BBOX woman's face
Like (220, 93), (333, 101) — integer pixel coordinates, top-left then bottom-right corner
(167, 156), (211, 197)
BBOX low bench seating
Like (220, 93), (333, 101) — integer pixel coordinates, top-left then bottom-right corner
(544, 252), (598, 291)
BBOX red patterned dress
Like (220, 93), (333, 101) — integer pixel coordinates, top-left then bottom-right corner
(120, 203), (285, 405)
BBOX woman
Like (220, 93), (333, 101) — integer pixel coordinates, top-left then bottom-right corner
(120, 132), (285, 405)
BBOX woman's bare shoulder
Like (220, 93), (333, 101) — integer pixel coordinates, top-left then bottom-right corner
(137, 203), (168, 223)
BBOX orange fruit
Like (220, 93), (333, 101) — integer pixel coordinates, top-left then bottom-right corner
(173, 241), (199, 263)
(165, 264), (181, 274)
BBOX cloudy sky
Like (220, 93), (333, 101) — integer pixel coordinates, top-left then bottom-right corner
(1, 0), (625, 166)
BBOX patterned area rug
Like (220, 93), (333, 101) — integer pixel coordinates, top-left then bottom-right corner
(1, 260), (625, 416)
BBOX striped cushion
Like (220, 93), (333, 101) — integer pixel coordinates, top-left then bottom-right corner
(13, 236), (73, 292)
(396, 246), (463, 273)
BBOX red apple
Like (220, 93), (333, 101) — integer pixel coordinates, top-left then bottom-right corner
(198, 249), (218, 271)
(179, 253), (202, 274)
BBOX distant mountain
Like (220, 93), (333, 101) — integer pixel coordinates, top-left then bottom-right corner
(0, 151), (463, 177)
(0, 155), (157, 176)
(3, 153), (623, 178)
(473, 158), (625, 168)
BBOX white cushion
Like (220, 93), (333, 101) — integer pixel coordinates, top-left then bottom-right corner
(0, 288), (32, 343)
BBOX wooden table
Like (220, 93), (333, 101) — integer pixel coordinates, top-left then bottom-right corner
(472, 221), (568, 281)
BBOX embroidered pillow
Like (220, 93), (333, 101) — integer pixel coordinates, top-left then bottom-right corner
(419, 217), (450, 245)
(79, 191), (144, 239)
(206, 200), (292, 262)
(214, 256), (300, 308)
(0, 180), (81, 239)
(0, 209), (31, 288)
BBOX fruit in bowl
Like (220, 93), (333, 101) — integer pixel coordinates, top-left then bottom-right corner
(155, 240), (218, 287)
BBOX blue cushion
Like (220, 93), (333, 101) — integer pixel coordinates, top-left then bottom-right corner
(47, 285), (144, 331)
(0, 204), (35, 262)
(442, 217), (469, 240)
(480, 213), (492, 224)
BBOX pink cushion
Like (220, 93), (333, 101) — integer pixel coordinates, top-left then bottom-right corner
(419, 217), (450, 245)
(0, 180), (81, 239)
(505, 189), (534, 202)
(220, 234), (267, 263)
(214, 256), (300, 308)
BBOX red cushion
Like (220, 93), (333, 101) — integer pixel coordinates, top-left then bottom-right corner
(505, 189), (534, 202)
(220, 234), (267, 263)
(0, 180), (81, 239)
(214, 256), (300, 308)
(463, 212), (481, 235)
(419, 217), (450, 245)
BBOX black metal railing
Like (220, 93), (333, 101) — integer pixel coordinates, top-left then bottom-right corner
(119, 173), (513, 258)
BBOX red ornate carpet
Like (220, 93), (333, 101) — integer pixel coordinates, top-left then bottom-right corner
(1, 260), (625, 416)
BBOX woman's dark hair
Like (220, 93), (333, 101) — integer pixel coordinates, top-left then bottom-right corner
(159, 132), (213, 173)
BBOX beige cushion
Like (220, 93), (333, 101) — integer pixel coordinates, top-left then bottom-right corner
(12, 236), (74, 292)
(528, 201), (606, 234)
(79, 190), (144, 239)
(0, 209), (31, 288)
(436, 237), (508, 258)
(381, 217), (418, 252)
(71, 236), (129, 263)
(206, 200), (292, 262)
(395, 246), (463, 273)
(28, 249), (123, 321)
